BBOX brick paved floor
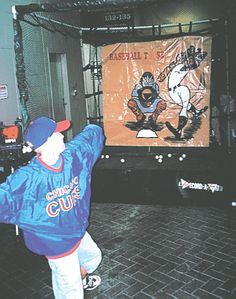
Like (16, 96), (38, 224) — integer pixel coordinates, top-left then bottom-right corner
(0, 202), (235, 299)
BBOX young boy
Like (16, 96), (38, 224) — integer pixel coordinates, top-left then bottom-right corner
(0, 116), (105, 298)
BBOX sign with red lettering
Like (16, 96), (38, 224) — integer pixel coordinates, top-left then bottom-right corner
(102, 36), (212, 147)
(0, 84), (8, 100)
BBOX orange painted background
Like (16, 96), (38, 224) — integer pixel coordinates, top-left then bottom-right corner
(102, 36), (212, 147)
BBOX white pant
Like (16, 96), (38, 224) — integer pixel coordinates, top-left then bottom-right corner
(169, 85), (191, 118)
(48, 232), (102, 299)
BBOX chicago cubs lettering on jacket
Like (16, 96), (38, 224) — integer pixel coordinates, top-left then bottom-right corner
(46, 176), (80, 217)
(0, 125), (104, 256)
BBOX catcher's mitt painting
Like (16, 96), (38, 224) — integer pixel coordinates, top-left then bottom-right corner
(102, 36), (212, 147)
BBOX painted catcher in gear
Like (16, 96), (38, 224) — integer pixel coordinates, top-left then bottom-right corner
(128, 72), (167, 129)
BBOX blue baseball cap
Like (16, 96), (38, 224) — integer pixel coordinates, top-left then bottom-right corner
(25, 116), (71, 149)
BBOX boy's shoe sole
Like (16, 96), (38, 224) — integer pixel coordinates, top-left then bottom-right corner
(83, 275), (101, 291)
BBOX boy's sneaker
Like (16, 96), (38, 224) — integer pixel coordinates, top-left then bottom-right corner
(83, 275), (101, 291)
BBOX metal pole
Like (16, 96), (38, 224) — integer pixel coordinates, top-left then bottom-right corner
(10, 166), (19, 236)
(34, 14), (219, 33)
(224, 19), (231, 149)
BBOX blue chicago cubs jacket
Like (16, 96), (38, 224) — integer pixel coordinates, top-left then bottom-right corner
(0, 124), (104, 256)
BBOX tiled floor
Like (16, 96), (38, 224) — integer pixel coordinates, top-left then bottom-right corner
(0, 201), (235, 299)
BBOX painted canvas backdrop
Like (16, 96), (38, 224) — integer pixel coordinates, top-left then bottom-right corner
(102, 36), (212, 146)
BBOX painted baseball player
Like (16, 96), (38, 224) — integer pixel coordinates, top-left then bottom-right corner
(128, 71), (167, 129)
(0, 116), (105, 298)
(158, 45), (208, 138)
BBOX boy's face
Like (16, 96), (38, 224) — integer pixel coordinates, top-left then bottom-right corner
(36, 132), (65, 156)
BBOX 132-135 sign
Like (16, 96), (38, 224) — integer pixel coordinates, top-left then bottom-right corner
(81, 9), (134, 27)
(104, 11), (133, 25)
